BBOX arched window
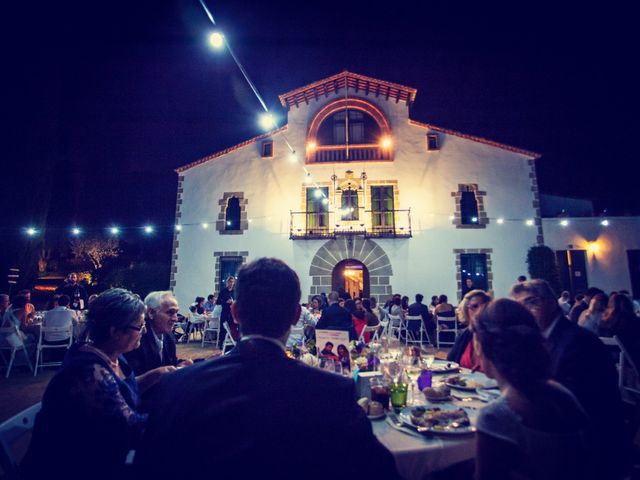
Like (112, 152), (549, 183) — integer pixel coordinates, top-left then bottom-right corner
(225, 197), (241, 230)
(460, 188), (479, 225)
(316, 109), (381, 146)
(341, 189), (359, 221)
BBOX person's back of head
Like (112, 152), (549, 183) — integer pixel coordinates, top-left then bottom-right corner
(344, 299), (356, 314)
(234, 258), (301, 338)
(560, 291), (570, 300)
(517, 275), (527, 283)
(415, 294), (424, 303)
(362, 298), (373, 313)
(438, 294), (448, 305)
(393, 297), (401, 306)
(58, 295), (71, 308)
(207, 294), (215, 301)
(46, 294), (61, 310)
(327, 291), (339, 304)
(589, 293), (608, 314)
(11, 294), (27, 310)
(585, 287), (604, 300)
(575, 293), (585, 304)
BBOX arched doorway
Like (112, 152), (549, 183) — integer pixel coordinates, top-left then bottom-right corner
(332, 259), (369, 299)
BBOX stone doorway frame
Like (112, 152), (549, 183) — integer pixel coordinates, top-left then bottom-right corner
(308, 237), (393, 303)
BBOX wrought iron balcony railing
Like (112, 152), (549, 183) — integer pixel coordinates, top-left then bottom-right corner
(307, 144), (393, 163)
(289, 208), (411, 239)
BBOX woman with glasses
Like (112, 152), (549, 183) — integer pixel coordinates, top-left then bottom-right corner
(446, 289), (491, 369)
(22, 289), (175, 480)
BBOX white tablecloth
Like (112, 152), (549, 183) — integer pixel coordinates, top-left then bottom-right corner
(369, 370), (492, 479)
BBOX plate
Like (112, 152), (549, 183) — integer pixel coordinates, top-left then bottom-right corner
(368, 412), (387, 421)
(423, 394), (453, 403)
(399, 406), (475, 435)
(426, 360), (460, 374)
(445, 375), (491, 391)
(477, 389), (500, 402)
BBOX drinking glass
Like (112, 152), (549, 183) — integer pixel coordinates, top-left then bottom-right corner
(424, 354), (435, 369)
(390, 382), (408, 410)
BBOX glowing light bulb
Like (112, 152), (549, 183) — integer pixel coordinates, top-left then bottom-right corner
(201, 223), (209, 229)
(175, 225), (182, 231)
(259, 113), (276, 131)
(26, 227), (37, 236)
(144, 225), (154, 234)
(380, 136), (393, 149)
(209, 32), (224, 49)
(525, 219), (534, 226)
(496, 218), (504, 224)
(560, 219), (569, 227)
(71, 227), (81, 236)
(307, 141), (317, 152)
(600, 219), (609, 226)
(471, 217), (478, 223)
(109, 227), (120, 235)
(314, 189), (322, 198)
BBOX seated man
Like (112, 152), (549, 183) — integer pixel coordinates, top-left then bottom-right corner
(408, 293), (435, 341)
(42, 294), (75, 345)
(135, 258), (399, 479)
(316, 290), (357, 340)
(124, 291), (193, 376)
(511, 279), (629, 479)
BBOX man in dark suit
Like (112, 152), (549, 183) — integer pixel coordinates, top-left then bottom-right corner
(134, 259), (399, 480)
(124, 291), (193, 375)
(511, 279), (629, 479)
(316, 290), (356, 339)
(408, 293), (435, 342)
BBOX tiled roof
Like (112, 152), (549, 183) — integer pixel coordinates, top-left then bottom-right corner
(278, 71), (417, 109)
(175, 126), (288, 173)
(408, 120), (541, 158)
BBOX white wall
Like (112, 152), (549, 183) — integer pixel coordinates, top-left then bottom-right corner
(173, 85), (540, 310)
(543, 217), (640, 294)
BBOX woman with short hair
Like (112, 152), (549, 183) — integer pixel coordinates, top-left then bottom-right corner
(22, 289), (175, 480)
(474, 299), (595, 480)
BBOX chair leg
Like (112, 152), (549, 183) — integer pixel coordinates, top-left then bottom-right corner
(6, 349), (16, 378)
(34, 347), (40, 376)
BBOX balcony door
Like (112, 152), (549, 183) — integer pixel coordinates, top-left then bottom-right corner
(371, 186), (394, 231)
(332, 259), (369, 299)
(306, 187), (329, 231)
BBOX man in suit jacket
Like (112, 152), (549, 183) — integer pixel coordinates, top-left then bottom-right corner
(135, 258), (399, 480)
(124, 291), (193, 375)
(316, 290), (356, 339)
(511, 279), (629, 479)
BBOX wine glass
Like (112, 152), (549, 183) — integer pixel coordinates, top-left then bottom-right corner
(424, 354), (435, 369)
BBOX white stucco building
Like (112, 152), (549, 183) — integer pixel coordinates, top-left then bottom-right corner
(170, 71), (640, 307)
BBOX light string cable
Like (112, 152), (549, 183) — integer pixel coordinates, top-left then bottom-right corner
(198, 0), (333, 208)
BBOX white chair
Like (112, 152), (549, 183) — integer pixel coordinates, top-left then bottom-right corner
(614, 335), (640, 398)
(358, 324), (381, 344)
(404, 315), (431, 347)
(0, 325), (33, 378)
(288, 323), (305, 347)
(221, 322), (236, 354)
(435, 314), (458, 349)
(387, 314), (403, 341)
(0, 402), (41, 479)
(201, 317), (221, 348)
(34, 324), (73, 376)
(183, 311), (206, 343)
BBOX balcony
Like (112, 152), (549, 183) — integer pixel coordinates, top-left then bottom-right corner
(307, 144), (393, 164)
(289, 208), (411, 239)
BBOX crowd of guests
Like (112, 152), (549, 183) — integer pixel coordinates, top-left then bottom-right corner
(5, 260), (640, 479)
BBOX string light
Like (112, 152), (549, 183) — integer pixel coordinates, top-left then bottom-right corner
(208, 31), (224, 49)
(600, 219), (609, 226)
(144, 225), (154, 234)
(175, 225), (182, 231)
(71, 227), (81, 236)
(259, 113), (277, 131)
(26, 227), (38, 236)
(525, 219), (534, 226)
(560, 219), (569, 227)
(201, 223), (209, 229)
(109, 226), (120, 235)
(496, 218), (504, 224)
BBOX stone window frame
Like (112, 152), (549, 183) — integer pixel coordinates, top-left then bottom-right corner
(528, 159), (544, 245)
(453, 248), (494, 300)
(261, 140), (274, 158)
(366, 180), (401, 230)
(170, 174), (185, 290)
(216, 192), (249, 235)
(451, 184), (488, 229)
(213, 251), (248, 295)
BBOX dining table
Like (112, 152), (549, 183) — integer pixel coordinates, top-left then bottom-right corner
(363, 362), (495, 479)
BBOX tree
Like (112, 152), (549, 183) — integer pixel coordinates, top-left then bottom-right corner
(70, 237), (120, 271)
(526, 245), (562, 296)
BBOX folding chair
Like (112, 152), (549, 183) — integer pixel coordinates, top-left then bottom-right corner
(358, 324), (381, 344)
(0, 402), (41, 480)
(614, 335), (640, 398)
(221, 322), (237, 354)
(404, 315), (431, 347)
(201, 317), (221, 348)
(387, 314), (403, 341)
(435, 314), (458, 349)
(34, 324), (73, 376)
(0, 325), (33, 378)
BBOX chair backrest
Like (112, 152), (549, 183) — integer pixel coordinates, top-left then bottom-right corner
(39, 325), (74, 345)
(0, 402), (41, 480)
(223, 322), (236, 345)
(405, 315), (423, 325)
(206, 317), (220, 330)
(388, 314), (402, 326)
(0, 326), (24, 349)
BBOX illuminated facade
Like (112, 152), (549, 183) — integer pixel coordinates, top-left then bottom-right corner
(171, 71), (640, 306)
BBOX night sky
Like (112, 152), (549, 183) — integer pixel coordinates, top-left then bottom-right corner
(2, 0), (637, 278)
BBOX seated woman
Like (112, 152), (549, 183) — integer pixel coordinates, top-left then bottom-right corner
(21, 288), (175, 480)
(474, 299), (596, 480)
(447, 290), (490, 369)
(433, 294), (455, 317)
(578, 293), (608, 335)
(345, 299), (367, 341)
